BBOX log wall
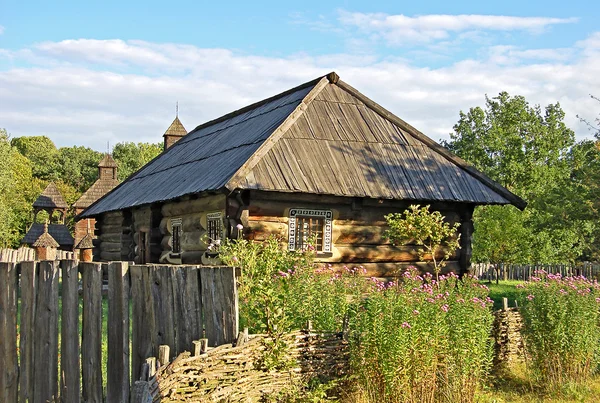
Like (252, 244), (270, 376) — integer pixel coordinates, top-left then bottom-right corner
(246, 191), (473, 276)
(159, 195), (226, 264)
(97, 211), (124, 262)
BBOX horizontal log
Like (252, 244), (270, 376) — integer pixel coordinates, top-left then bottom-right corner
(161, 195), (225, 217)
(320, 245), (459, 263)
(101, 212), (123, 226)
(332, 224), (389, 245)
(100, 251), (122, 262)
(100, 224), (122, 235)
(246, 221), (286, 241)
(101, 241), (122, 253)
(99, 233), (122, 243)
(181, 251), (204, 264)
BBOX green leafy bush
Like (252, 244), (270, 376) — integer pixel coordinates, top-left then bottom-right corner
(518, 271), (600, 390)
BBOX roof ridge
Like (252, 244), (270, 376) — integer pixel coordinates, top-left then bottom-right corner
(333, 79), (527, 210)
(225, 74), (333, 191)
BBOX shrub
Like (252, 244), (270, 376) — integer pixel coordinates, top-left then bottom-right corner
(349, 268), (494, 403)
(518, 271), (600, 390)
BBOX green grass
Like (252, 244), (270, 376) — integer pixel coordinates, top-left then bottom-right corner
(481, 279), (523, 311)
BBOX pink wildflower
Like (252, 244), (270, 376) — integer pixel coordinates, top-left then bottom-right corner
(401, 322), (411, 329)
(441, 304), (449, 312)
(236, 223), (244, 230)
(527, 294), (535, 301)
(413, 310), (420, 315)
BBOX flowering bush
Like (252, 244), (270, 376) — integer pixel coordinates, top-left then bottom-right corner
(518, 271), (600, 390)
(350, 268), (494, 403)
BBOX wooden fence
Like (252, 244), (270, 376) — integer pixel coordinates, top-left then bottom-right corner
(0, 260), (238, 403)
(0, 247), (74, 263)
(472, 262), (600, 282)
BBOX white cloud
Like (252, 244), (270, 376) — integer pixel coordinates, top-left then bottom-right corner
(337, 11), (578, 45)
(0, 26), (4, 35)
(0, 34), (599, 151)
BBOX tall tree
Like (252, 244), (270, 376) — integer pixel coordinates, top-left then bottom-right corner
(113, 142), (162, 180)
(444, 92), (593, 263)
(56, 146), (103, 192)
(10, 136), (59, 180)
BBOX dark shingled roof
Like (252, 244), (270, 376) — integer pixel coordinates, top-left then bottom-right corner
(32, 225), (60, 248)
(75, 233), (94, 249)
(73, 177), (120, 208)
(33, 182), (68, 209)
(80, 72), (525, 218)
(22, 223), (74, 247)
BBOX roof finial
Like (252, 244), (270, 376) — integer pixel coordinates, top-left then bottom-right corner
(107, 141), (110, 155)
(176, 101), (179, 117)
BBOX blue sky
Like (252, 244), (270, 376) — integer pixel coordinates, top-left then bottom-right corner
(1, 0), (599, 150)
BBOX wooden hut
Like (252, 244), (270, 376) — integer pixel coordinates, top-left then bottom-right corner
(22, 182), (74, 251)
(73, 154), (120, 247)
(79, 72), (525, 276)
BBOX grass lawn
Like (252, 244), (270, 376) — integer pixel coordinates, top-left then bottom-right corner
(481, 279), (524, 311)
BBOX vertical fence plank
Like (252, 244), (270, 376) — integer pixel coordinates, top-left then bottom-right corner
(81, 262), (103, 403)
(0, 262), (18, 402)
(173, 266), (203, 356)
(200, 267), (238, 347)
(33, 261), (59, 403)
(19, 261), (36, 403)
(131, 265), (156, 383)
(152, 266), (176, 353)
(107, 261), (130, 403)
(61, 260), (80, 403)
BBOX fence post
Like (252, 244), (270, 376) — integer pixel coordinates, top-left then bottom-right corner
(60, 260), (80, 403)
(131, 265), (157, 383)
(19, 261), (36, 403)
(0, 262), (18, 402)
(81, 262), (103, 403)
(200, 266), (239, 346)
(107, 261), (130, 403)
(33, 261), (59, 403)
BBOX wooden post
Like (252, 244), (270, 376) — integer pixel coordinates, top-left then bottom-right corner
(158, 345), (170, 366)
(172, 266), (202, 357)
(152, 266), (176, 354)
(146, 357), (156, 378)
(503, 297), (508, 311)
(107, 262), (130, 403)
(60, 260), (80, 403)
(33, 261), (59, 403)
(81, 262), (103, 403)
(0, 262), (18, 403)
(19, 261), (36, 403)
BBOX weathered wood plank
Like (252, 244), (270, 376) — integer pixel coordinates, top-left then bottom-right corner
(33, 261), (59, 403)
(81, 262), (103, 403)
(200, 267), (238, 347)
(152, 266), (176, 353)
(60, 260), (80, 403)
(107, 261), (130, 403)
(0, 262), (18, 403)
(173, 266), (203, 355)
(131, 265), (157, 382)
(19, 261), (36, 403)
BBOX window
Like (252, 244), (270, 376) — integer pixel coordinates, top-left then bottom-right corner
(288, 209), (332, 252)
(171, 218), (182, 254)
(207, 212), (223, 243)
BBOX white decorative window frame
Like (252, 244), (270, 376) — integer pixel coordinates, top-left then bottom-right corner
(288, 208), (332, 253)
(171, 218), (182, 254)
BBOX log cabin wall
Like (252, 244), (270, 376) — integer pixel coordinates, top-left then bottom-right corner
(246, 191), (473, 277)
(97, 211), (124, 262)
(159, 194), (226, 264)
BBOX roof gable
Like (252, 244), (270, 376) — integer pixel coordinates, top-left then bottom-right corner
(236, 82), (522, 207)
(33, 182), (68, 209)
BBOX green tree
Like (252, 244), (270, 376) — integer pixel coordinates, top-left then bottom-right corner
(385, 205), (460, 281)
(56, 146), (103, 192)
(11, 136), (59, 180)
(444, 92), (593, 263)
(113, 142), (162, 180)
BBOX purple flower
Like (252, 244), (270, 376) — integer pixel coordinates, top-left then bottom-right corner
(441, 304), (449, 312)
(527, 294), (535, 301)
(413, 310), (420, 315)
(236, 223), (244, 230)
(401, 322), (411, 329)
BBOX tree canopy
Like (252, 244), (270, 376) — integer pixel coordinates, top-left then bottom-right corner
(443, 92), (599, 264)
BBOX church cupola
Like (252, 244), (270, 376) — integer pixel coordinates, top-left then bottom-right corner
(163, 115), (187, 151)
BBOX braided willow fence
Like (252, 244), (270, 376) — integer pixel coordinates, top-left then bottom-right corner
(132, 329), (349, 402)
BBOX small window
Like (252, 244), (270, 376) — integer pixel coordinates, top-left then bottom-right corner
(207, 212), (223, 243)
(288, 209), (332, 253)
(171, 218), (182, 254)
